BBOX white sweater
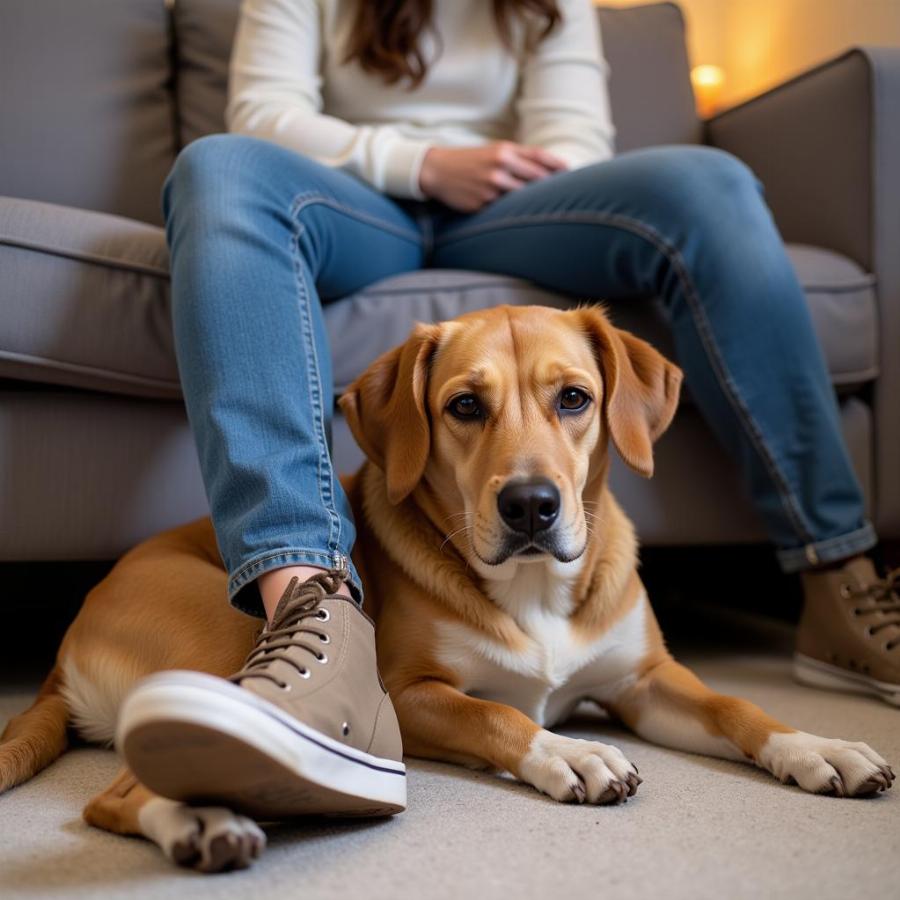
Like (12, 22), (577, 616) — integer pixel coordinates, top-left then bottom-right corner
(225, 0), (616, 199)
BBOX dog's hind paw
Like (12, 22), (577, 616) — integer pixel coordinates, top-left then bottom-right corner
(518, 731), (641, 804)
(138, 797), (266, 871)
(758, 731), (894, 797)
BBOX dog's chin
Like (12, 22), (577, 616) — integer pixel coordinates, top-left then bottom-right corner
(472, 534), (586, 569)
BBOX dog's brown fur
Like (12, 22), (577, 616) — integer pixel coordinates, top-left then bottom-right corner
(0, 305), (891, 868)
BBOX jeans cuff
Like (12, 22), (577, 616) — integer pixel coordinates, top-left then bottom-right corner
(775, 522), (878, 573)
(227, 548), (364, 619)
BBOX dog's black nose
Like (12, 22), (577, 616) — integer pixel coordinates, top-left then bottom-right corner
(497, 479), (561, 537)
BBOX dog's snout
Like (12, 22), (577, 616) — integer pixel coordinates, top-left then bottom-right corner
(497, 478), (561, 536)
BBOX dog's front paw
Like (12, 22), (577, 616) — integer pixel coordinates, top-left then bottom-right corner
(138, 797), (266, 872)
(518, 730), (641, 804)
(758, 731), (895, 797)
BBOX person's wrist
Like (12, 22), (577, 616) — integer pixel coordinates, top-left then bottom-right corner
(418, 146), (442, 199)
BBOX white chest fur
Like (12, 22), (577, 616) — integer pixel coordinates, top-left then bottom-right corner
(433, 562), (648, 727)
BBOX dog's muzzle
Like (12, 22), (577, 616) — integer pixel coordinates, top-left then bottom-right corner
(487, 477), (578, 563)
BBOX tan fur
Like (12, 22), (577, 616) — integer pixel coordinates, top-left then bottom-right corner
(0, 666), (68, 793)
(3, 303), (883, 852)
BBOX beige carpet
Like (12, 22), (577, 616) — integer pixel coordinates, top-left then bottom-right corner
(1, 606), (897, 900)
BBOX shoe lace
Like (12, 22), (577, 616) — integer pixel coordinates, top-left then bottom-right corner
(845, 567), (900, 650)
(229, 566), (350, 689)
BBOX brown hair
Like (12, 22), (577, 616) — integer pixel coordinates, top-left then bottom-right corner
(343, 0), (562, 89)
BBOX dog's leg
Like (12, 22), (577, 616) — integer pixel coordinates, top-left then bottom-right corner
(83, 767), (266, 871)
(608, 658), (894, 797)
(393, 680), (641, 804)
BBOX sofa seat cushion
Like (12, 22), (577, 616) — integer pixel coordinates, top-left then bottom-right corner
(324, 245), (878, 395)
(0, 195), (878, 399)
(0, 197), (177, 399)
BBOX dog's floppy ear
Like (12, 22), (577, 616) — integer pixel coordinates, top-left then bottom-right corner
(576, 306), (683, 478)
(338, 323), (440, 504)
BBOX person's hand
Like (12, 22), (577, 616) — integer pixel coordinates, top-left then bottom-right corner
(418, 141), (568, 213)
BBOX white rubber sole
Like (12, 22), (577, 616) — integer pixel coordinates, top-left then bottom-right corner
(116, 670), (406, 819)
(793, 653), (900, 707)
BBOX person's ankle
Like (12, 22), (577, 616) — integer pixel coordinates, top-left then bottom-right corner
(807, 552), (867, 574)
(258, 565), (352, 624)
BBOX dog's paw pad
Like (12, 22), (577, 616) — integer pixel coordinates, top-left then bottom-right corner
(519, 731), (640, 805)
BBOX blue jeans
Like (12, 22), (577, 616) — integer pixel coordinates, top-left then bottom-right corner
(162, 133), (876, 619)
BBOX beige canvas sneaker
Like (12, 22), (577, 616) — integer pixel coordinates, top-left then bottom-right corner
(116, 568), (406, 818)
(794, 556), (900, 707)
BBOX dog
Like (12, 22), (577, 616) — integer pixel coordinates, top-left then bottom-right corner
(0, 305), (893, 871)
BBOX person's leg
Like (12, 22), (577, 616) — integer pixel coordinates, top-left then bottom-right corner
(430, 145), (875, 570)
(118, 134), (421, 828)
(430, 146), (897, 703)
(162, 133), (424, 621)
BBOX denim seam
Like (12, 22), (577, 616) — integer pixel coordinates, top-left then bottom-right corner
(229, 549), (366, 609)
(230, 547), (345, 588)
(289, 192), (423, 245)
(289, 217), (342, 559)
(776, 522), (877, 570)
(779, 522), (877, 555)
(436, 209), (816, 544)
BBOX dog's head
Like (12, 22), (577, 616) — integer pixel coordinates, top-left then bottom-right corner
(339, 305), (682, 579)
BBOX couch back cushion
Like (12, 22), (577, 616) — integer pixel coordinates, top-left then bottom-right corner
(597, 3), (700, 151)
(0, 0), (176, 226)
(174, 0), (700, 151)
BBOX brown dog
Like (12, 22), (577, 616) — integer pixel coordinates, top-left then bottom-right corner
(0, 305), (892, 871)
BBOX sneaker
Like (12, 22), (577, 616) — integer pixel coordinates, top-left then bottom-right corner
(116, 567), (406, 818)
(794, 556), (900, 707)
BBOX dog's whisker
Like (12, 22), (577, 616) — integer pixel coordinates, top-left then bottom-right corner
(443, 511), (473, 522)
(440, 524), (474, 554)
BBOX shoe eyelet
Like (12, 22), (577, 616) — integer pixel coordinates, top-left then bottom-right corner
(341, 721), (351, 737)
(316, 653), (328, 664)
(865, 626), (875, 636)
(839, 583), (853, 599)
(279, 682), (292, 692)
(316, 609), (330, 622)
(299, 668), (311, 679)
(319, 633), (331, 644)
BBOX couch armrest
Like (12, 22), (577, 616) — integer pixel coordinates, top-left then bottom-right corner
(708, 48), (900, 535)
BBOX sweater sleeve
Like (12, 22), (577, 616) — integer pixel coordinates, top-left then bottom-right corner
(224, 0), (433, 199)
(514, 0), (616, 167)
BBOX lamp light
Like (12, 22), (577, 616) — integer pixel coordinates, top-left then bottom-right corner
(690, 64), (726, 118)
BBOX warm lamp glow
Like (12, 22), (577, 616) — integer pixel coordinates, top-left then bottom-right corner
(691, 64), (726, 118)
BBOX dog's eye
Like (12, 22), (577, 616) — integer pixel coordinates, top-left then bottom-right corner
(447, 393), (483, 420)
(559, 387), (591, 412)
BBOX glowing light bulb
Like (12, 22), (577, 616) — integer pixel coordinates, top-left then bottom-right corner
(691, 64), (726, 118)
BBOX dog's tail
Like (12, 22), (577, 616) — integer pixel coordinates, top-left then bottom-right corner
(0, 665), (69, 794)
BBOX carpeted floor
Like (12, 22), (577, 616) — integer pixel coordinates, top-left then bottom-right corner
(1, 600), (897, 900)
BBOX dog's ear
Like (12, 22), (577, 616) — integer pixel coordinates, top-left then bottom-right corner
(576, 307), (683, 478)
(338, 323), (440, 504)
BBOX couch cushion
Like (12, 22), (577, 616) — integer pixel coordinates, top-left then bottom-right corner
(0, 0), (176, 227)
(0, 195), (878, 400)
(324, 246), (878, 394)
(172, 1), (700, 154)
(172, 0), (242, 148)
(597, 2), (700, 152)
(0, 198), (177, 399)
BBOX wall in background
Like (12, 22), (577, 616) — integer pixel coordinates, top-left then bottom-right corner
(600, 0), (900, 107)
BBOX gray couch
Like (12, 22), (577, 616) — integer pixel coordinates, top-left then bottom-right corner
(1, 0), (898, 566)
